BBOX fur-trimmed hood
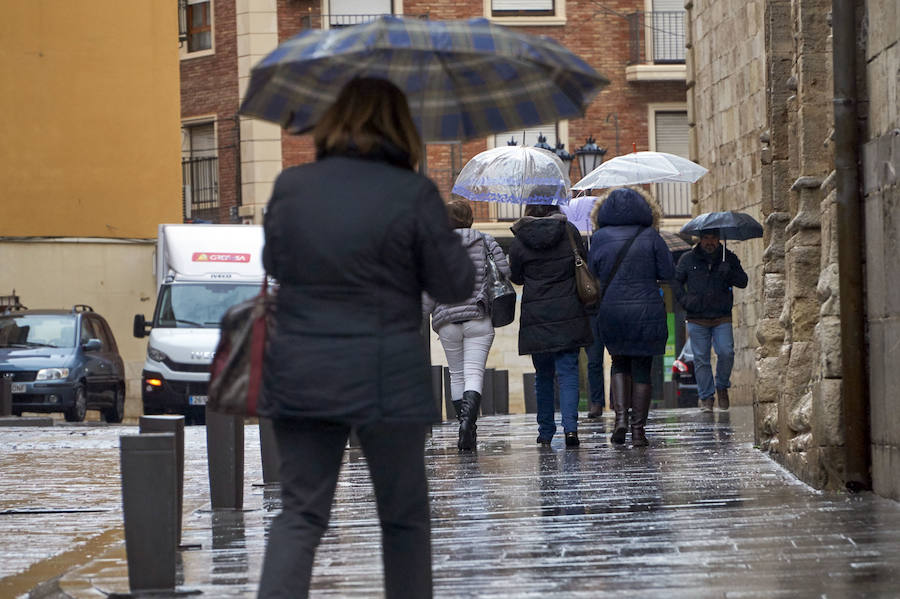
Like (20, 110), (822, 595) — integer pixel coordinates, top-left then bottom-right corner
(589, 187), (662, 230)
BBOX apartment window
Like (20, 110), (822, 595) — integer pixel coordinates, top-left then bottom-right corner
(650, 0), (685, 63)
(182, 121), (219, 221)
(491, 0), (554, 17)
(653, 110), (691, 217)
(492, 123), (561, 221)
(185, 0), (212, 53)
(327, 0), (393, 27)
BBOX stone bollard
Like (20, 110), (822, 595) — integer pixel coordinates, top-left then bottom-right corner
(481, 368), (495, 415)
(493, 370), (510, 414)
(139, 415), (185, 544)
(120, 433), (178, 593)
(523, 372), (537, 413)
(258, 418), (280, 484)
(206, 410), (244, 510)
(0, 376), (11, 417)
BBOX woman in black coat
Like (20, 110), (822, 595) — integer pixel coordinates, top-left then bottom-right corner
(258, 78), (475, 599)
(587, 187), (674, 447)
(509, 204), (593, 447)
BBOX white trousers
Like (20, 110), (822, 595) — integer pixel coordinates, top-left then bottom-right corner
(437, 316), (496, 401)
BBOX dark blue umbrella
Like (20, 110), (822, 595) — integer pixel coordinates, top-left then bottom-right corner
(680, 211), (763, 260)
(238, 16), (608, 142)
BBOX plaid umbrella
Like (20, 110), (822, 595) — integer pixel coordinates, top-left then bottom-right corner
(238, 16), (608, 142)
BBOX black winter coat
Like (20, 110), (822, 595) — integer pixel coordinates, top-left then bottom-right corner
(587, 193), (675, 357)
(260, 146), (475, 425)
(508, 214), (593, 355)
(674, 244), (748, 320)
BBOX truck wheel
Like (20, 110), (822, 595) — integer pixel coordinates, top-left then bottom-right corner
(64, 385), (87, 422)
(103, 385), (125, 423)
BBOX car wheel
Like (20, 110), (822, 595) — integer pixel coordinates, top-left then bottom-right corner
(103, 384), (125, 424)
(64, 385), (87, 422)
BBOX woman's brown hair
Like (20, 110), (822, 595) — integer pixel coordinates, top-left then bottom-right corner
(523, 204), (561, 218)
(313, 77), (423, 170)
(446, 199), (474, 229)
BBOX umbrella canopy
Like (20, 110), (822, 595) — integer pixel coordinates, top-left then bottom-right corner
(239, 16), (608, 142)
(572, 151), (708, 190)
(679, 211), (763, 241)
(451, 146), (570, 205)
(659, 230), (692, 253)
(561, 195), (600, 232)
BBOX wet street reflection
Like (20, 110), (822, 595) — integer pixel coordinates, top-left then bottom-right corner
(2, 408), (900, 597)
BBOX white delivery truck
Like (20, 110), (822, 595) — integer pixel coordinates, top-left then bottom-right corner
(133, 224), (265, 424)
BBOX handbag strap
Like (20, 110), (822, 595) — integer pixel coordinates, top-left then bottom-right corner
(597, 227), (645, 304)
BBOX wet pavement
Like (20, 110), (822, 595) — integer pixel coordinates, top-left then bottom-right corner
(2, 407), (900, 598)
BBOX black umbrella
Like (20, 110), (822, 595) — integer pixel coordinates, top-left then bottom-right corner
(680, 211), (763, 260)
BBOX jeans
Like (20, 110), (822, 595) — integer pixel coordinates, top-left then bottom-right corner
(532, 350), (580, 439)
(258, 419), (432, 599)
(687, 321), (735, 401)
(437, 316), (495, 400)
(585, 314), (605, 407)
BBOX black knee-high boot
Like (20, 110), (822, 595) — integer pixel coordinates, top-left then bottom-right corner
(609, 373), (632, 445)
(458, 390), (481, 451)
(630, 383), (652, 447)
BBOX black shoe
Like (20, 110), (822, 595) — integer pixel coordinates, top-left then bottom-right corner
(564, 431), (580, 447)
(610, 427), (627, 445)
(587, 403), (603, 418)
(536, 436), (552, 446)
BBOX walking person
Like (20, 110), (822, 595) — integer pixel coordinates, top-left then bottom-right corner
(423, 199), (510, 450)
(509, 204), (593, 447)
(257, 77), (475, 599)
(673, 229), (748, 412)
(588, 187), (675, 447)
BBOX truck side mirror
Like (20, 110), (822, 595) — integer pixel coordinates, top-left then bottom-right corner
(133, 314), (150, 338)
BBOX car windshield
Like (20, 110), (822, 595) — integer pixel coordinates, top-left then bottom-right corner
(0, 315), (77, 348)
(153, 283), (259, 329)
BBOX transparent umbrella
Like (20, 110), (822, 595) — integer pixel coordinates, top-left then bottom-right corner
(451, 146), (570, 205)
(573, 151), (708, 190)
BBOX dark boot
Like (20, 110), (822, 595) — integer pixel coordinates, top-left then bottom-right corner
(458, 390), (481, 451)
(630, 383), (652, 447)
(452, 399), (463, 421)
(587, 402), (603, 418)
(716, 388), (730, 411)
(609, 373), (632, 445)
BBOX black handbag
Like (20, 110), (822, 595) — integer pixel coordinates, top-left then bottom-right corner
(481, 238), (516, 327)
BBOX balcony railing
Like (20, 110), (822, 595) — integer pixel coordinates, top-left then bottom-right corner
(298, 12), (430, 30)
(656, 181), (692, 217)
(627, 11), (686, 65)
(182, 156), (219, 222)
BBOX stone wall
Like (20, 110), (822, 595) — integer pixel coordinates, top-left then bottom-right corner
(684, 0), (767, 407)
(862, 0), (900, 500)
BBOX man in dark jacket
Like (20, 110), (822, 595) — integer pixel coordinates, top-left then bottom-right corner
(673, 229), (749, 412)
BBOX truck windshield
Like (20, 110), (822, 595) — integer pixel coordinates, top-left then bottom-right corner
(153, 283), (260, 329)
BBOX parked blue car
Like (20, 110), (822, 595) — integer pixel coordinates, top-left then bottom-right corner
(0, 306), (126, 422)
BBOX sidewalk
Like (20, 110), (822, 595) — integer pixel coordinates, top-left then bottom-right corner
(3, 407), (900, 598)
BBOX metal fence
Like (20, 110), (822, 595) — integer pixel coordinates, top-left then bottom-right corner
(299, 12), (429, 30)
(181, 156), (219, 222)
(627, 11), (686, 65)
(656, 181), (692, 217)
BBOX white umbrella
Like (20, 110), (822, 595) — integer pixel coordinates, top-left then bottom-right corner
(572, 151), (708, 190)
(452, 146), (571, 205)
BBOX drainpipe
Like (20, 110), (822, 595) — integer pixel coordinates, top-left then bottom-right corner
(831, 0), (870, 491)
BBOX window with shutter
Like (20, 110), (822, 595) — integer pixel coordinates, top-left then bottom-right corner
(653, 111), (691, 217)
(328, 0), (393, 27)
(491, 0), (554, 17)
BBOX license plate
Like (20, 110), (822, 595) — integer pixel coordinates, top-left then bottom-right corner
(10, 383), (26, 394)
(189, 395), (208, 406)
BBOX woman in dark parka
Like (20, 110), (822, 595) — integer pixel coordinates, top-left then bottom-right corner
(588, 187), (675, 447)
(257, 78), (475, 599)
(509, 204), (593, 447)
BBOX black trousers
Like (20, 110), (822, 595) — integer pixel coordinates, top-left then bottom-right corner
(257, 419), (432, 599)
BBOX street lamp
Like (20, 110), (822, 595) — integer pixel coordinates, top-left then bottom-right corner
(575, 135), (607, 179)
(554, 141), (575, 177)
(506, 137), (518, 146)
(533, 133), (553, 151)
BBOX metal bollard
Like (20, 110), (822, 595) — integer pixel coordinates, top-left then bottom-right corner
(431, 364), (443, 416)
(139, 415), (185, 544)
(258, 418), (280, 484)
(120, 433), (177, 593)
(523, 372), (537, 413)
(0, 376), (11, 417)
(493, 369), (510, 414)
(206, 410), (244, 510)
(443, 366), (455, 421)
(481, 368), (495, 415)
